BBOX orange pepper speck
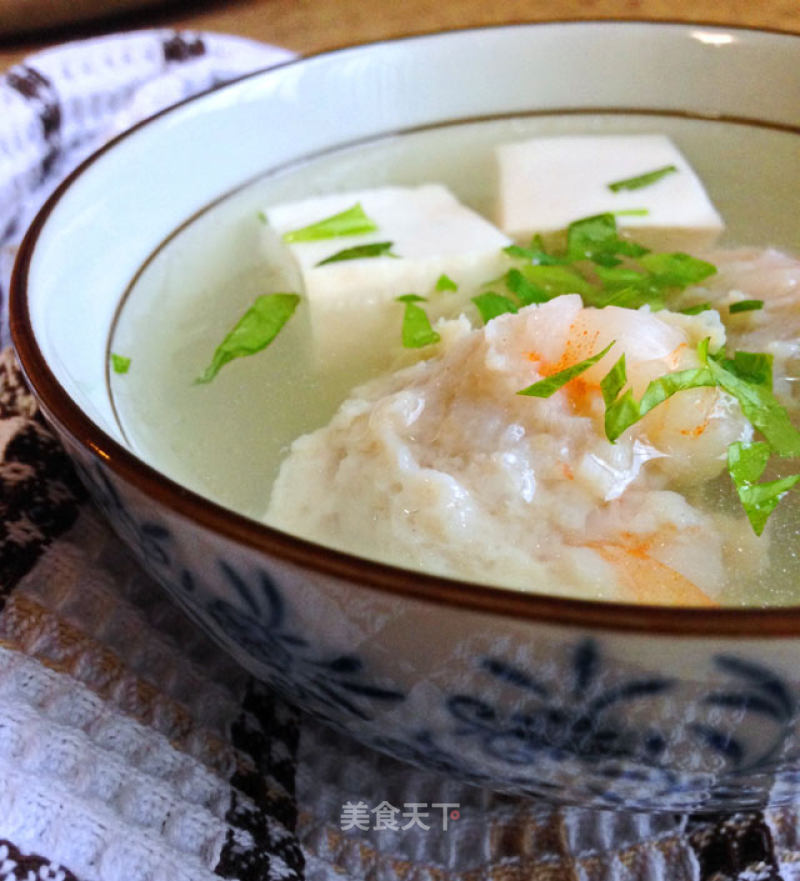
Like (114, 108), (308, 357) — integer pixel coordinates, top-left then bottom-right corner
(666, 342), (688, 369)
(680, 422), (709, 438)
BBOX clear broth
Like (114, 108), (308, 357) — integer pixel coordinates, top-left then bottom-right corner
(109, 112), (800, 604)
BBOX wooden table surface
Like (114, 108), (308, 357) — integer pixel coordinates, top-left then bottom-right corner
(1, 0), (799, 71)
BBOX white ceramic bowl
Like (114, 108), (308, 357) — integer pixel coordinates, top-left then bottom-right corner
(11, 22), (800, 810)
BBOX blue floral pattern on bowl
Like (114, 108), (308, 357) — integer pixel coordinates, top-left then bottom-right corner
(76, 459), (406, 723)
(71, 454), (800, 810)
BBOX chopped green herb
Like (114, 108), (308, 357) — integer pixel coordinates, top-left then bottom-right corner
(596, 339), (800, 532)
(680, 302), (712, 315)
(602, 354), (716, 442)
(729, 299), (764, 314)
(501, 206), (796, 537)
(717, 350), (773, 389)
(600, 353), (628, 407)
(590, 266), (666, 309)
(396, 295), (440, 348)
(504, 243), (565, 266)
(566, 213), (649, 266)
(111, 353), (131, 375)
(612, 208), (650, 217)
(316, 241), (397, 266)
(566, 213), (616, 260)
(737, 476), (800, 536)
(282, 202), (378, 242)
(603, 388), (643, 441)
(502, 213), (718, 314)
(518, 341), (615, 398)
(594, 266), (649, 289)
(700, 341), (800, 459)
(519, 264), (600, 300)
(717, 348), (800, 533)
(435, 274), (458, 292)
(729, 439), (772, 485)
(638, 251), (716, 288)
(727, 441), (800, 535)
(505, 268), (552, 304)
(608, 164), (678, 192)
(257, 210), (268, 224)
(601, 338), (797, 453)
(196, 293), (300, 384)
(472, 291), (518, 323)
(617, 288), (667, 310)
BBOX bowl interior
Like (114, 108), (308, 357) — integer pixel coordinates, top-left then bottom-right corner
(13, 22), (800, 585)
(17, 23), (800, 443)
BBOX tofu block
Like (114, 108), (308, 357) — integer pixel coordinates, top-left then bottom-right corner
(262, 184), (511, 363)
(495, 134), (725, 252)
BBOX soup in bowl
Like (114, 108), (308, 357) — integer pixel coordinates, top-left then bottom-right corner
(10, 22), (800, 809)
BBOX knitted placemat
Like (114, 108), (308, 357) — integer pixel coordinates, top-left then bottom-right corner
(0, 27), (797, 881)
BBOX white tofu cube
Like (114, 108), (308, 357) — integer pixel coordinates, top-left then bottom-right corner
(495, 134), (724, 252)
(262, 185), (511, 362)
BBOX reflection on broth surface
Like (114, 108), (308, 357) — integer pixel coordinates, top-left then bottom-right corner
(110, 113), (800, 606)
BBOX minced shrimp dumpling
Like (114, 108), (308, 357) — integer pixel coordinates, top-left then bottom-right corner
(116, 134), (797, 606)
(266, 295), (761, 604)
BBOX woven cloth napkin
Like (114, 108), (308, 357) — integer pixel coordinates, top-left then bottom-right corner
(1, 28), (800, 881)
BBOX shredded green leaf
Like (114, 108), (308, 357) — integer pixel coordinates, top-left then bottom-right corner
(257, 210), (268, 224)
(680, 302), (712, 315)
(594, 266), (649, 289)
(499, 213), (717, 315)
(519, 264), (600, 299)
(472, 291), (518, 323)
(700, 344), (800, 459)
(608, 164), (678, 192)
(589, 266), (666, 310)
(717, 350), (773, 390)
(503, 243), (565, 266)
(597, 338), (800, 532)
(282, 202), (378, 242)
(435, 274), (458, 292)
(638, 252), (716, 288)
(737, 477), (800, 536)
(396, 295), (440, 348)
(566, 213), (617, 262)
(729, 439), (772, 484)
(111, 353), (131, 375)
(498, 208), (795, 536)
(727, 441), (800, 535)
(595, 286), (665, 311)
(196, 293), (300, 384)
(517, 341), (615, 398)
(729, 299), (764, 314)
(601, 338), (797, 453)
(602, 355), (716, 442)
(566, 213), (649, 266)
(505, 268), (553, 304)
(316, 241), (396, 266)
(600, 354), (628, 407)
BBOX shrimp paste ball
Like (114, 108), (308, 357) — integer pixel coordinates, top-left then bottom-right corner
(266, 295), (758, 605)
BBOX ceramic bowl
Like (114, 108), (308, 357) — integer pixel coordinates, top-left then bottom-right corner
(11, 22), (800, 811)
